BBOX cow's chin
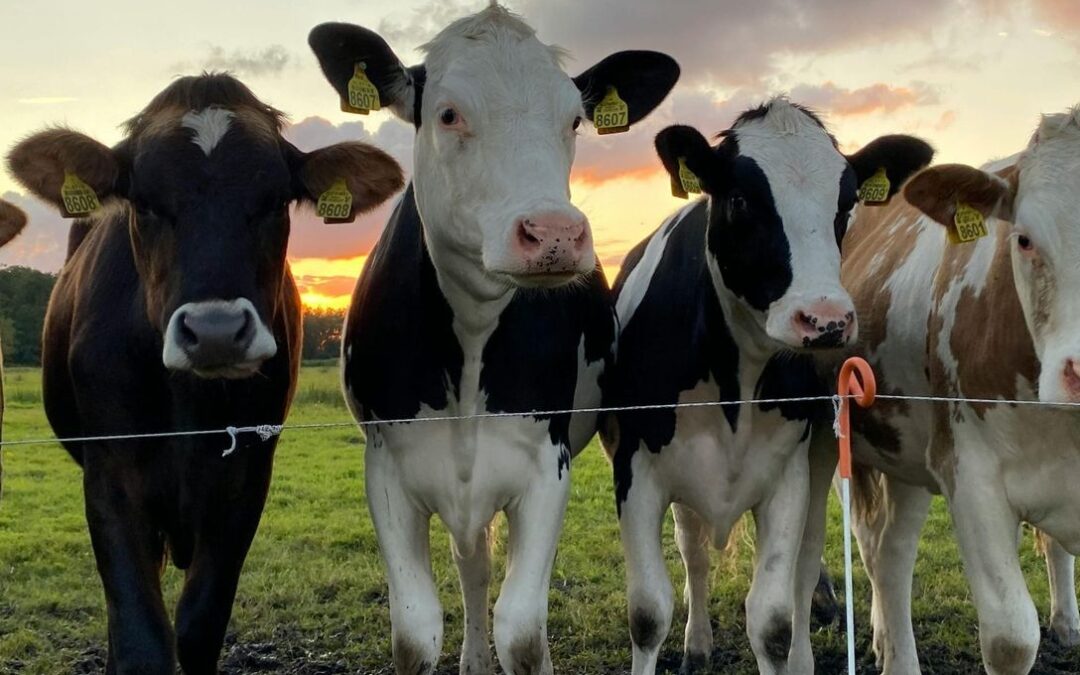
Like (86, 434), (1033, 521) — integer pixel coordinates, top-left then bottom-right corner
(191, 362), (264, 380)
(501, 270), (583, 290)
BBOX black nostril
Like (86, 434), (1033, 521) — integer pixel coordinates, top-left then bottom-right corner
(179, 313), (199, 347)
(235, 310), (254, 344)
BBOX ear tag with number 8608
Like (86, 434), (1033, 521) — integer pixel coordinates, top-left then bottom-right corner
(60, 172), (101, 218)
(316, 178), (354, 224)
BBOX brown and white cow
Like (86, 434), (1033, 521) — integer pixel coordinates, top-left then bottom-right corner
(798, 107), (1080, 675)
(0, 199), (28, 500)
(6, 74), (402, 673)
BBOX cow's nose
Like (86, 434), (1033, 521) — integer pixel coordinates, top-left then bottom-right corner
(1062, 359), (1080, 401)
(513, 211), (592, 273)
(175, 304), (256, 367)
(790, 302), (857, 349)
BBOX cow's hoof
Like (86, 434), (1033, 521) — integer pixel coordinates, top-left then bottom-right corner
(680, 651), (709, 674)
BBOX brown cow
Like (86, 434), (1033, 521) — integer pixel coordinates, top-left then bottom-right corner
(6, 74), (403, 673)
(0, 199), (28, 500)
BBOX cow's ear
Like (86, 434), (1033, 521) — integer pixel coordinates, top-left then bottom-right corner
(0, 200), (27, 248)
(289, 141), (405, 223)
(7, 129), (121, 214)
(654, 125), (722, 196)
(847, 134), (934, 199)
(574, 51), (680, 128)
(903, 164), (1015, 226)
(308, 23), (424, 125)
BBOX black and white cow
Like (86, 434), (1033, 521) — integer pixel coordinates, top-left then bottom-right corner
(601, 99), (932, 674)
(308, 4), (678, 674)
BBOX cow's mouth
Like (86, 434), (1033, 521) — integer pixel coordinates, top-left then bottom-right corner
(504, 270), (582, 289)
(189, 361), (264, 380)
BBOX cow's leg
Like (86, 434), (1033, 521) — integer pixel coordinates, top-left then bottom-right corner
(175, 458), (272, 674)
(1037, 530), (1080, 646)
(746, 448), (808, 675)
(368, 458), (443, 675)
(949, 466), (1039, 675)
(84, 465), (174, 674)
(854, 475), (931, 674)
(620, 468), (673, 675)
(453, 526), (493, 674)
(492, 462), (570, 675)
(672, 504), (712, 673)
(791, 428), (838, 672)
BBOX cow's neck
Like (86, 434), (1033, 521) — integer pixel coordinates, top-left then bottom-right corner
(705, 256), (781, 370)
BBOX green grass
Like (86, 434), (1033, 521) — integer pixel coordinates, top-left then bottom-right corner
(0, 365), (1076, 673)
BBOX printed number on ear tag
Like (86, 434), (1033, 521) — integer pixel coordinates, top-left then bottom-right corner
(60, 172), (101, 218)
(949, 202), (988, 244)
(859, 167), (891, 204)
(341, 63), (381, 115)
(316, 179), (353, 224)
(672, 157), (701, 199)
(593, 86), (630, 135)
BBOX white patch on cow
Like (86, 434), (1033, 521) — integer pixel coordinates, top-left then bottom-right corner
(724, 99), (855, 349)
(162, 298), (276, 377)
(181, 108), (234, 156)
(615, 201), (700, 331)
(407, 5), (591, 295)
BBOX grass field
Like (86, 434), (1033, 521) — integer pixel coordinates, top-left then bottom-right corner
(0, 364), (1077, 674)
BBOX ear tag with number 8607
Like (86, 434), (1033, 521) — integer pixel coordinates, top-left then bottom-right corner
(593, 86), (630, 135)
(341, 63), (381, 115)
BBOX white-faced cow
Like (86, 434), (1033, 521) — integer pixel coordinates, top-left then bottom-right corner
(601, 99), (932, 674)
(5, 74), (403, 674)
(810, 106), (1080, 675)
(308, 4), (678, 674)
(0, 199), (28, 500)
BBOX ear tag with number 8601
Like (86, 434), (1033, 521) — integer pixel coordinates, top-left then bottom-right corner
(948, 202), (988, 244)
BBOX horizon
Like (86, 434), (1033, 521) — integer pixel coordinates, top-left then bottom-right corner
(2, 0), (1078, 309)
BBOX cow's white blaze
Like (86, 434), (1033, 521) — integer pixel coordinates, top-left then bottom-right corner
(411, 7), (591, 293)
(722, 101), (855, 349)
(181, 108), (235, 156)
(1009, 108), (1080, 402)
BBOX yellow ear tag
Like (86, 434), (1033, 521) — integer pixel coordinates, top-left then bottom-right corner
(593, 86), (630, 135)
(341, 63), (381, 115)
(859, 167), (891, 204)
(316, 178), (353, 224)
(949, 202), (988, 245)
(60, 172), (101, 218)
(672, 157), (701, 199)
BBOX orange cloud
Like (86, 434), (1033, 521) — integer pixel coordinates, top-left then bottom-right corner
(290, 255), (368, 310)
(790, 81), (939, 117)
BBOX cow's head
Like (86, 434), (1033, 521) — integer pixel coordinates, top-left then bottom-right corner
(309, 3), (678, 290)
(905, 106), (1080, 403)
(655, 99), (932, 351)
(8, 74), (403, 378)
(0, 201), (27, 248)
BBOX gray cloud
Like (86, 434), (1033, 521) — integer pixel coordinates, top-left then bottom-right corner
(172, 45), (293, 77)
(0, 191), (70, 273)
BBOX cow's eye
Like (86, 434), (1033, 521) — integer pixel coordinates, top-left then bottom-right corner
(439, 107), (459, 127)
(729, 193), (747, 215)
(572, 116), (582, 131)
(1017, 234), (1035, 253)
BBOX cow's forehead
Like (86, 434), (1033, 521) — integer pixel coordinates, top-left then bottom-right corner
(732, 123), (848, 210)
(421, 5), (568, 89)
(1017, 121), (1080, 227)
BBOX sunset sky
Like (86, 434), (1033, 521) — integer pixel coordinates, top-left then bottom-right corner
(2, 0), (1079, 309)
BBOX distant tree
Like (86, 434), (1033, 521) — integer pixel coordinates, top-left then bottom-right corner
(0, 266), (56, 365)
(302, 308), (346, 361)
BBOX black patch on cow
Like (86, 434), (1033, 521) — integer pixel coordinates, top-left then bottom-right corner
(344, 184), (615, 466)
(629, 608), (663, 649)
(342, 185), (463, 420)
(480, 267), (614, 454)
(762, 613), (793, 664)
(707, 156), (793, 312)
(606, 202), (740, 510)
(756, 351), (831, 441)
(835, 165), (858, 249)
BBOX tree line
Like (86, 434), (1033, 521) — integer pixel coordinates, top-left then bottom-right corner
(0, 266), (346, 365)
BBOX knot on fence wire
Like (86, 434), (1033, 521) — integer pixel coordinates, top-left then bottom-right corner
(831, 394), (844, 439)
(222, 424), (284, 457)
